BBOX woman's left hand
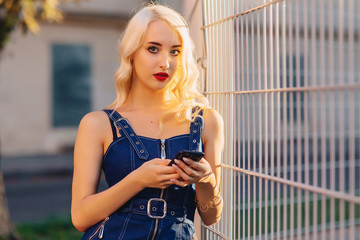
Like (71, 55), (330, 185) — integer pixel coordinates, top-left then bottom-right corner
(170, 157), (214, 187)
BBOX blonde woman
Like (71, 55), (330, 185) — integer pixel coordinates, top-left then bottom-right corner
(71, 4), (223, 240)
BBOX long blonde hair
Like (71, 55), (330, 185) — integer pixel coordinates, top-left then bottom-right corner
(108, 3), (208, 122)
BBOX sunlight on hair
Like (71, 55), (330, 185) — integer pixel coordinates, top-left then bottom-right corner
(108, 3), (209, 126)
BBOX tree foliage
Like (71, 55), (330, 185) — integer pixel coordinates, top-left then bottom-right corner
(0, 0), (79, 51)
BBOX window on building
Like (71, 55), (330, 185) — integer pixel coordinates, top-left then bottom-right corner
(51, 43), (92, 127)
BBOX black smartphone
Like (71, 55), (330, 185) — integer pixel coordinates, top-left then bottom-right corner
(168, 150), (204, 166)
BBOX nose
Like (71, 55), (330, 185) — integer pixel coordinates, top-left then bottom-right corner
(159, 53), (170, 70)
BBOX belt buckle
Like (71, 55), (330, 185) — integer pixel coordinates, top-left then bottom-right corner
(147, 198), (167, 219)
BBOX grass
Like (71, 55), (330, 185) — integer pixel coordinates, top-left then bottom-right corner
(15, 215), (83, 240)
(234, 196), (360, 238)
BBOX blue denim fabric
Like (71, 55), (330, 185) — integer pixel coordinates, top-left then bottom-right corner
(81, 110), (203, 240)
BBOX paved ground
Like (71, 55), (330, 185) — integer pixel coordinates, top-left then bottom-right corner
(1, 153), (106, 223)
(5, 176), (72, 223)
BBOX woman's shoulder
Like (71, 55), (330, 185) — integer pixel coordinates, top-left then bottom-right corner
(78, 110), (109, 132)
(202, 108), (224, 130)
(201, 108), (224, 141)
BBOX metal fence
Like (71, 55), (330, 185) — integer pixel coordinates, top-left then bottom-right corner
(201, 0), (360, 239)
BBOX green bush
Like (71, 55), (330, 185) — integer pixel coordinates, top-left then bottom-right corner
(16, 215), (82, 240)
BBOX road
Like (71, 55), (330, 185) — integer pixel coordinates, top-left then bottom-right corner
(4, 173), (107, 223)
(5, 174), (73, 223)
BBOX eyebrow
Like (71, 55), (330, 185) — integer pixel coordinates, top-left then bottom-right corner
(147, 41), (182, 48)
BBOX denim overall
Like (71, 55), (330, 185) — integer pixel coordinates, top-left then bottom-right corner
(81, 109), (204, 240)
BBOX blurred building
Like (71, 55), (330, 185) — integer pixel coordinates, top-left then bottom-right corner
(0, 0), (187, 156)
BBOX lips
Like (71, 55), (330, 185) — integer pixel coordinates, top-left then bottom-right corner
(153, 72), (169, 81)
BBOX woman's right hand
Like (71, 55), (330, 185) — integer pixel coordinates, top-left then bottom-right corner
(133, 158), (179, 189)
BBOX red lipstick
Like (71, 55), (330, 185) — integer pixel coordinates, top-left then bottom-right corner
(153, 72), (169, 81)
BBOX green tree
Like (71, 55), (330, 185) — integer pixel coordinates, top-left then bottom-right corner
(0, 1), (79, 238)
(0, 0), (75, 51)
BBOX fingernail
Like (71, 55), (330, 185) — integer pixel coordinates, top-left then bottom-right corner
(172, 164), (178, 169)
(174, 159), (181, 164)
(183, 158), (190, 162)
(170, 179), (176, 183)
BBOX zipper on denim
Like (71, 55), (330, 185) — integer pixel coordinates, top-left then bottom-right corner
(150, 139), (166, 240)
(160, 138), (166, 159)
(88, 216), (109, 240)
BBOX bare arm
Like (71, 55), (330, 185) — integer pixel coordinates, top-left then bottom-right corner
(71, 111), (179, 232)
(170, 109), (224, 225)
(195, 109), (224, 225)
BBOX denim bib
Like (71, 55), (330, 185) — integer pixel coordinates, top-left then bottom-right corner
(81, 109), (204, 240)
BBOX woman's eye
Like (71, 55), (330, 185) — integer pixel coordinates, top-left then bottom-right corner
(170, 49), (180, 56)
(148, 46), (158, 53)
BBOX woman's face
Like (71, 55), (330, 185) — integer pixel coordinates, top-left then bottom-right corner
(131, 20), (182, 92)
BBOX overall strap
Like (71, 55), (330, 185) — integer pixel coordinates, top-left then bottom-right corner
(182, 107), (204, 216)
(188, 108), (204, 151)
(103, 110), (117, 141)
(105, 116), (118, 141)
(103, 110), (149, 160)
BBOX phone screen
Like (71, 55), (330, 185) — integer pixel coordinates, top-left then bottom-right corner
(168, 150), (204, 166)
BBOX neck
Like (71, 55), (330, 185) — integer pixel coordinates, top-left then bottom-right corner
(124, 85), (175, 111)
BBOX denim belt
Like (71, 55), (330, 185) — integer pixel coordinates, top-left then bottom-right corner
(118, 198), (190, 221)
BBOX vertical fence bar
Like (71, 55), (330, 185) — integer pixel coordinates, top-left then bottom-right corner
(328, 0), (336, 239)
(209, 0), (213, 98)
(275, 2), (281, 239)
(201, 1), (207, 238)
(302, 0), (310, 239)
(245, 6), (251, 238)
(337, 0), (345, 239)
(250, 7), (257, 240)
(247, 98), (250, 239)
(229, 2), (235, 238)
(235, 1), (241, 239)
(294, 0), (303, 238)
(268, 3), (275, 239)
(257, 7), (263, 239)
(221, 3), (225, 237)
(318, 0), (327, 239)
(216, 0), (221, 112)
(228, 1), (233, 236)
(213, 0), (218, 112)
(347, 0), (356, 239)
(356, 93), (359, 238)
(263, 1), (269, 239)
(208, 2), (213, 236)
(241, 9), (246, 240)
(281, 1), (288, 238)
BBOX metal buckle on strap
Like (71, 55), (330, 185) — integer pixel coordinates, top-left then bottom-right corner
(113, 117), (129, 132)
(147, 198), (167, 219)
